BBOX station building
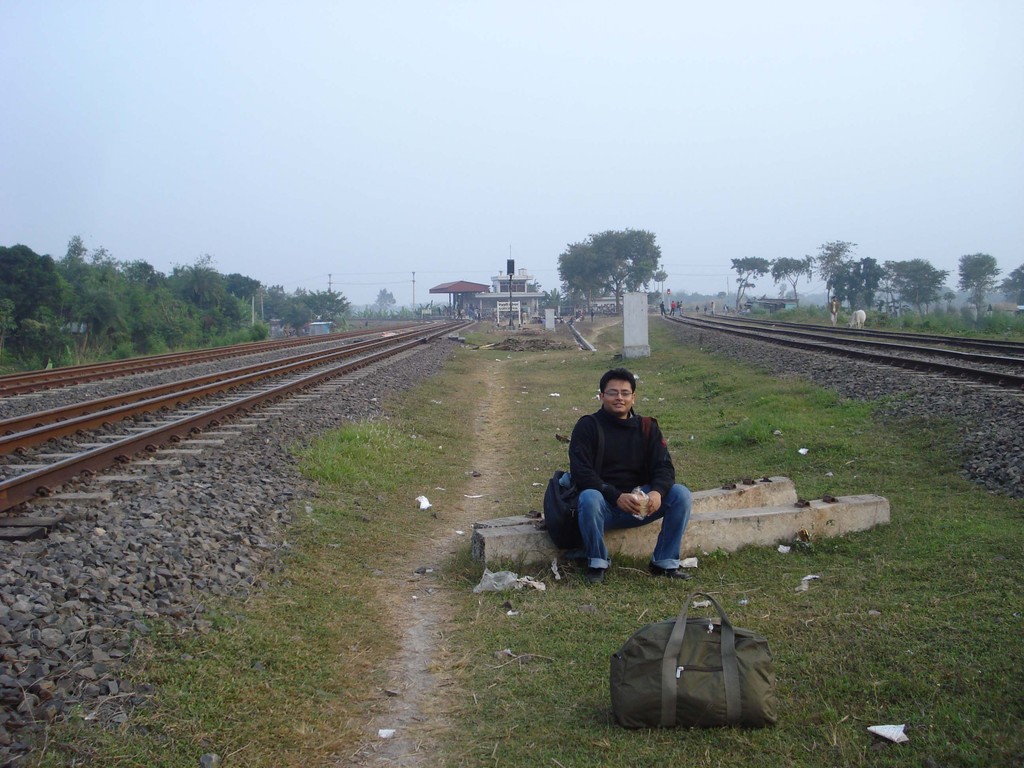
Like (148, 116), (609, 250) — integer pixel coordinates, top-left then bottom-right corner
(430, 267), (545, 325)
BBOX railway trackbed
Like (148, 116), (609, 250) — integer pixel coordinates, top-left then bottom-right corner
(668, 314), (1024, 391)
(0, 322), (466, 517)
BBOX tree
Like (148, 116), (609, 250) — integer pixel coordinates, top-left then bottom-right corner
(558, 229), (662, 313)
(815, 241), (857, 299)
(770, 256), (813, 303)
(653, 269), (668, 297)
(730, 257), (771, 310)
(305, 290), (350, 323)
(0, 298), (15, 364)
(558, 241), (607, 312)
(598, 229), (662, 312)
(958, 253), (1000, 320)
(0, 244), (66, 328)
(883, 259), (949, 315)
(122, 260), (165, 287)
(1000, 264), (1024, 305)
(541, 288), (562, 309)
(223, 273), (262, 301)
(831, 257), (883, 312)
(374, 289), (396, 315)
(171, 254), (224, 310)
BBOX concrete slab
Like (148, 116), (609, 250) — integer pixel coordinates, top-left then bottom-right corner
(623, 493), (889, 560)
(472, 476), (799, 564)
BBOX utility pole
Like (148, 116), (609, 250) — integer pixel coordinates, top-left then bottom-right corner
(507, 255), (515, 329)
(328, 273), (332, 293)
(412, 271), (416, 312)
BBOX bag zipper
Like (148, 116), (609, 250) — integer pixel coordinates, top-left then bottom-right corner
(676, 665), (722, 678)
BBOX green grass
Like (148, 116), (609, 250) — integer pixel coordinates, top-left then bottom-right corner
(27, 321), (1024, 767)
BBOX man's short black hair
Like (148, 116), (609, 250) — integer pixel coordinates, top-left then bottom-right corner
(600, 367), (637, 392)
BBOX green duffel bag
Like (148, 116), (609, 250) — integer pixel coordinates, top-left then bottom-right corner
(610, 592), (777, 728)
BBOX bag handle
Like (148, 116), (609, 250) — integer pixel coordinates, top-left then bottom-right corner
(659, 592), (742, 727)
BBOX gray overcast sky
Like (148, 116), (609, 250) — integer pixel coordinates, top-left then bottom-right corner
(2, 2), (1022, 307)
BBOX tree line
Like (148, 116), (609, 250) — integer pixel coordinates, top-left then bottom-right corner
(731, 241), (1023, 318)
(554, 230), (1022, 319)
(0, 238), (351, 369)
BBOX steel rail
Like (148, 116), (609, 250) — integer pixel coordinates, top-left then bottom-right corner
(0, 323), (464, 512)
(0, 325), (442, 452)
(690, 313), (1024, 356)
(0, 323), (423, 396)
(685, 316), (1024, 368)
(666, 315), (1024, 389)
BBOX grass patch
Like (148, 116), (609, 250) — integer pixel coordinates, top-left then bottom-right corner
(438, 323), (1024, 768)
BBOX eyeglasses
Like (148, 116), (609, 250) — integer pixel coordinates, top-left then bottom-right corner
(602, 389), (633, 398)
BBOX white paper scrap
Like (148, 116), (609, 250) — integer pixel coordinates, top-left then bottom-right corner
(867, 724), (909, 743)
(681, 557), (699, 569)
(378, 728), (396, 739)
(550, 559), (562, 581)
(798, 448), (809, 455)
(415, 495), (432, 510)
(549, 393), (560, 397)
(778, 545), (791, 554)
(464, 494), (484, 498)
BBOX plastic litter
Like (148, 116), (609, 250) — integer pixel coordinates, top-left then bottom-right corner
(795, 573), (822, 592)
(778, 544), (791, 554)
(414, 495), (432, 510)
(378, 728), (396, 739)
(867, 724), (909, 743)
(680, 557), (699, 569)
(691, 599), (712, 609)
(630, 487), (650, 520)
(473, 569), (546, 593)
(798, 448), (809, 455)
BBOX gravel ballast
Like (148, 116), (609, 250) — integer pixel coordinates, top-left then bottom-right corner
(0, 338), (461, 762)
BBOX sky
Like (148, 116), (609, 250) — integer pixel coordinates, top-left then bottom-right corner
(2, 2), (1022, 307)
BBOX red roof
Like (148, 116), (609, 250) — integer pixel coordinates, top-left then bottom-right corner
(429, 280), (489, 294)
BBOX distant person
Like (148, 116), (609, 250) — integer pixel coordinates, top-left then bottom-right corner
(659, 301), (666, 316)
(567, 368), (693, 584)
(830, 297), (840, 327)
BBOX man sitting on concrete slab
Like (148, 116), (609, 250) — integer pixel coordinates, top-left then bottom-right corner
(569, 367), (693, 584)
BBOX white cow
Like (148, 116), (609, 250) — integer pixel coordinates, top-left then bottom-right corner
(848, 309), (867, 329)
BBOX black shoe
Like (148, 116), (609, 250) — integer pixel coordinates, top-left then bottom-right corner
(649, 564), (693, 580)
(585, 567), (606, 584)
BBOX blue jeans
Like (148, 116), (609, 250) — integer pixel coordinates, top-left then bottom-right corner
(577, 484), (692, 570)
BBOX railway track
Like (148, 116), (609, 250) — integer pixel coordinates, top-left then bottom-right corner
(0, 322), (467, 515)
(667, 314), (1024, 390)
(0, 323), (422, 396)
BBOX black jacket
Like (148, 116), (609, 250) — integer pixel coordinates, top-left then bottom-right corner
(568, 408), (676, 506)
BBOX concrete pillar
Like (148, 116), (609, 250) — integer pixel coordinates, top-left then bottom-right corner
(544, 308), (555, 331)
(622, 292), (650, 358)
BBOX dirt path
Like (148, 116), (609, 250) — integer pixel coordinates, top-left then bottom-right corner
(347, 358), (512, 766)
